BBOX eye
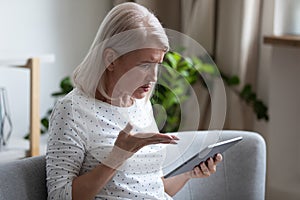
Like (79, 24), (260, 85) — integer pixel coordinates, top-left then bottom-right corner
(139, 63), (154, 70)
(139, 63), (151, 70)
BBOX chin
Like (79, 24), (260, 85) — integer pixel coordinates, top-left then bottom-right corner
(132, 91), (148, 99)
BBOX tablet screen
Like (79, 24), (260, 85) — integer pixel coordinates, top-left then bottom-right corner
(164, 136), (243, 178)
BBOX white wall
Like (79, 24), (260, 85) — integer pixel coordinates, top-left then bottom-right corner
(0, 0), (112, 140)
(256, 0), (300, 199)
(274, 0), (300, 35)
(267, 46), (300, 200)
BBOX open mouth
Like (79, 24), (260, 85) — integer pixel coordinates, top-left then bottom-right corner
(139, 83), (152, 92)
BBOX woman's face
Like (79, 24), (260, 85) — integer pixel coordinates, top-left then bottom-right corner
(108, 48), (165, 99)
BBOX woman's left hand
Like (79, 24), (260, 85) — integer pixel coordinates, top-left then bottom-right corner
(162, 153), (223, 196)
(187, 153), (223, 179)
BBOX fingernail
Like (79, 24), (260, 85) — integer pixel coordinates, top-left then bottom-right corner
(173, 135), (180, 140)
(170, 141), (178, 144)
(124, 123), (133, 133)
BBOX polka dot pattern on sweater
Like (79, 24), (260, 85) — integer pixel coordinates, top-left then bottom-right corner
(46, 88), (173, 200)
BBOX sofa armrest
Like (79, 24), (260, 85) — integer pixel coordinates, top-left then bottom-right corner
(0, 156), (47, 200)
(163, 130), (266, 200)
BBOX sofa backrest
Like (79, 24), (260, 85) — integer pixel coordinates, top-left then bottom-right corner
(170, 131), (266, 200)
(0, 131), (266, 200)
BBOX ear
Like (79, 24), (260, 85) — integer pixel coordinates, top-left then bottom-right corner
(103, 48), (117, 71)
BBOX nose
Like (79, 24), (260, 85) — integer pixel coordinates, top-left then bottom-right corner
(146, 64), (158, 83)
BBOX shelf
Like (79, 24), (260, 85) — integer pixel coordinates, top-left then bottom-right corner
(1, 58), (41, 156)
(0, 135), (47, 164)
(0, 54), (55, 66)
(0, 137), (28, 163)
(264, 35), (300, 47)
(0, 54), (54, 157)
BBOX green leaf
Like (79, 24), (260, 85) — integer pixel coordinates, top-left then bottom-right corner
(249, 93), (257, 102)
(59, 77), (74, 94)
(179, 70), (189, 77)
(41, 118), (49, 129)
(23, 133), (29, 140)
(201, 64), (216, 74)
(47, 109), (53, 115)
(177, 59), (193, 72)
(240, 84), (252, 99)
(51, 91), (67, 96)
(186, 76), (197, 85)
(164, 52), (182, 68)
(162, 61), (171, 68)
(254, 100), (269, 120)
(227, 76), (240, 86)
(51, 77), (73, 96)
(172, 87), (184, 96)
(192, 57), (203, 66)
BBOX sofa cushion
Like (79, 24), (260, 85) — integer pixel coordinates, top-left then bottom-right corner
(0, 156), (47, 200)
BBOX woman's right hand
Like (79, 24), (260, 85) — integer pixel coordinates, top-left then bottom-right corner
(114, 123), (179, 153)
(105, 123), (179, 169)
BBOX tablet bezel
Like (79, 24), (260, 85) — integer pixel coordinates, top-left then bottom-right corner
(164, 136), (243, 178)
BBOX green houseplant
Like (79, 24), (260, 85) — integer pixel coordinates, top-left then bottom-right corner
(24, 51), (268, 139)
(151, 51), (268, 132)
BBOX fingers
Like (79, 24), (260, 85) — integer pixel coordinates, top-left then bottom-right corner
(191, 162), (210, 178)
(214, 153), (223, 163)
(191, 155), (222, 178)
(151, 133), (179, 141)
(123, 123), (133, 134)
(204, 155), (222, 174)
(207, 158), (216, 173)
(134, 133), (178, 140)
(147, 134), (179, 144)
(115, 128), (179, 154)
(192, 166), (203, 177)
(133, 133), (179, 144)
(199, 162), (211, 176)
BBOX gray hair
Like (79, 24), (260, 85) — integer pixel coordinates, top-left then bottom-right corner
(72, 2), (169, 98)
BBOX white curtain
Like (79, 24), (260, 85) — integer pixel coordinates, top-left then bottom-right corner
(215, 0), (262, 130)
(181, 0), (215, 55)
(180, 0), (216, 130)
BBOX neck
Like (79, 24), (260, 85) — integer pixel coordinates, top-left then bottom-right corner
(96, 71), (135, 107)
(95, 88), (134, 107)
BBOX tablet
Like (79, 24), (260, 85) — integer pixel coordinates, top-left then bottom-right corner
(164, 136), (243, 178)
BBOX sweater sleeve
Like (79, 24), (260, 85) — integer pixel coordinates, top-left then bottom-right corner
(46, 98), (87, 200)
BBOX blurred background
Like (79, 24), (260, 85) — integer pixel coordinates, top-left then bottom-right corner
(0, 0), (299, 199)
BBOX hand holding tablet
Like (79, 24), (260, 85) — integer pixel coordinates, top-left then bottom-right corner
(164, 136), (243, 178)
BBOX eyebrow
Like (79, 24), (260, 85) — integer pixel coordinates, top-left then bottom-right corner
(140, 61), (163, 64)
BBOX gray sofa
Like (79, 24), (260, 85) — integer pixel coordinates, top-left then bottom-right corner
(0, 130), (266, 200)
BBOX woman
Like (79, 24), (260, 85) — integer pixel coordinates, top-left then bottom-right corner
(46, 2), (222, 200)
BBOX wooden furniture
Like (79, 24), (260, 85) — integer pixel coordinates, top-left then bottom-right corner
(0, 58), (40, 156)
(23, 58), (40, 156)
(264, 35), (300, 47)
